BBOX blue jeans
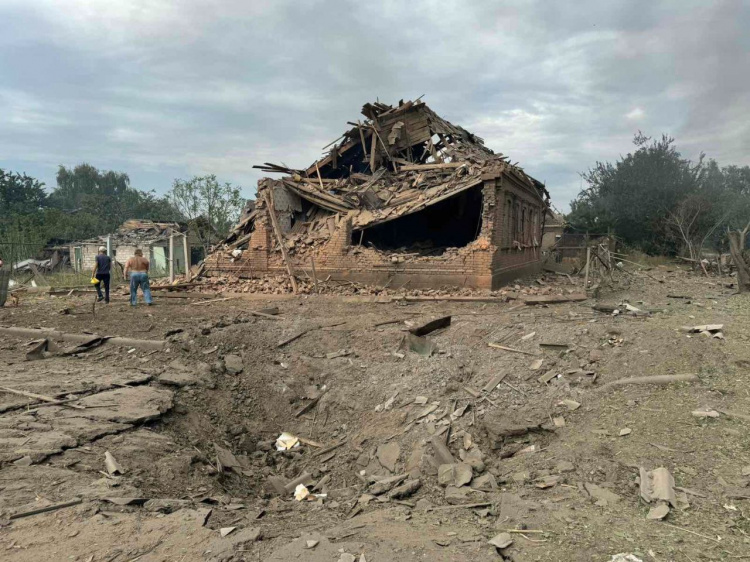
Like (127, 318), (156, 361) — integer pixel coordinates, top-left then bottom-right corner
(129, 272), (153, 306)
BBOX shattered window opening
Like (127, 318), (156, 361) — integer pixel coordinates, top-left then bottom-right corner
(354, 184), (484, 255)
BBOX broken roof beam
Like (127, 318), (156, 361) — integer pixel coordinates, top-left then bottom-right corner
(304, 130), (373, 178)
(280, 180), (353, 213)
(351, 176), (484, 230)
(398, 162), (465, 172)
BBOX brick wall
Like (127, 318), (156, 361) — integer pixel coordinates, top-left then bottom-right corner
(70, 243), (100, 272)
(207, 171), (546, 289)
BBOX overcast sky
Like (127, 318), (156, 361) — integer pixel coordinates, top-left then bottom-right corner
(1, 0), (749, 212)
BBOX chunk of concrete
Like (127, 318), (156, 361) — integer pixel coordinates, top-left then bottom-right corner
(376, 442), (400, 473)
(224, 354), (244, 375)
(444, 486), (484, 505)
(75, 386), (173, 424)
(438, 463), (473, 487)
(471, 473), (498, 491)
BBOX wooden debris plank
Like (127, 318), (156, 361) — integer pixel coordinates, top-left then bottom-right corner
(598, 374), (699, 391)
(522, 294), (588, 305)
(263, 191), (298, 294)
(313, 438), (348, 458)
(488, 343), (537, 356)
(0, 386), (86, 410)
(409, 316), (451, 337)
(10, 498), (82, 520)
(428, 502), (492, 511)
(294, 387), (329, 418)
(482, 373), (508, 393)
(247, 309), (283, 320)
(399, 295), (510, 303)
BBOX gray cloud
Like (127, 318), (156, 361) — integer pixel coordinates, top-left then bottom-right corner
(1, 0), (748, 211)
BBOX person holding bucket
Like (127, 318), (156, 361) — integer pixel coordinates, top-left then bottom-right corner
(92, 246), (112, 303)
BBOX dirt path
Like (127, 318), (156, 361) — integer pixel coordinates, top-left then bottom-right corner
(0, 266), (748, 561)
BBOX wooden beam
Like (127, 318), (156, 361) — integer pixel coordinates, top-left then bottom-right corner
(398, 162), (464, 171)
(263, 192), (299, 294)
(369, 127), (378, 172)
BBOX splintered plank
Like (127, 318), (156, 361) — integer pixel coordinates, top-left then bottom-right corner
(487, 343), (537, 356)
(398, 163), (464, 171)
(409, 316), (451, 337)
(482, 372), (508, 393)
(522, 294), (588, 305)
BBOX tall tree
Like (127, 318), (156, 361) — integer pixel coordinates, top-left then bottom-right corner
(568, 134), (750, 258)
(167, 175), (244, 253)
(0, 169), (46, 215)
(569, 133), (702, 254)
(48, 164), (181, 236)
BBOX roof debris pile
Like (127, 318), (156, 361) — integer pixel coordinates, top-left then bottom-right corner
(74, 219), (185, 247)
(209, 98), (549, 269)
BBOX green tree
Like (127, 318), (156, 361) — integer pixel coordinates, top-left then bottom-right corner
(569, 134), (702, 254)
(569, 134), (750, 257)
(0, 170), (49, 266)
(48, 164), (181, 236)
(167, 175), (244, 253)
(1, 169), (46, 215)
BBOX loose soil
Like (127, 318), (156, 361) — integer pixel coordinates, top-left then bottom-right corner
(0, 265), (749, 561)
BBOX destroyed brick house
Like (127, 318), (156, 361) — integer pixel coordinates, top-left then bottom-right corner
(207, 99), (550, 289)
(70, 220), (200, 276)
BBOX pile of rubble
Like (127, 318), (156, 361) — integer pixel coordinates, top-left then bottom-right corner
(209, 98), (548, 265)
(193, 272), (586, 299)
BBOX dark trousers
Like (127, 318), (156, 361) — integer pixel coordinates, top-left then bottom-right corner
(95, 273), (110, 302)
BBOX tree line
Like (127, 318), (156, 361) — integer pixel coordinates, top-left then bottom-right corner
(567, 133), (750, 259)
(0, 163), (245, 266)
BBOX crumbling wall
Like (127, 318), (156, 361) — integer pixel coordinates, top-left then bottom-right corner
(489, 174), (543, 283)
(205, 97), (550, 289)
(210, 176), (538, 289)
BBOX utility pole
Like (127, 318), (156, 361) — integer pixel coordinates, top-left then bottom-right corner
(169, 231), (175, 283)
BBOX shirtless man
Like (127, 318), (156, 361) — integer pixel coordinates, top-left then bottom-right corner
(124, 249), (153, 306)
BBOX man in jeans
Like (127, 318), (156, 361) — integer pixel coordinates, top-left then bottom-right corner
(92, 246), (112, 303)
(124, 248), (153, 306)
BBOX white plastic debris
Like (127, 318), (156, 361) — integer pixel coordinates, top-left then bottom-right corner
(276, 432), (300, 451)
(104, 451), (124, 475)
(609, 555), (643, 562)
(294, 484), (310, 501)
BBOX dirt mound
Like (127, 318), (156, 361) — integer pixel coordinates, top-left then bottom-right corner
(1, 266), (749, 560)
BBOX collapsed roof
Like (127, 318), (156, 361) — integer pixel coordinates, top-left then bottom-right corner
(73, 220), (185, 246)
(222, 98), (549, 254)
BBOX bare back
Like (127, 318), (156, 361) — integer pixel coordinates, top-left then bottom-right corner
(126, 255), (150, 272)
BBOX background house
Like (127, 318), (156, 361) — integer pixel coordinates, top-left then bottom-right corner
(70, 220), (200, 276)
(542, 209), (564, 251)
